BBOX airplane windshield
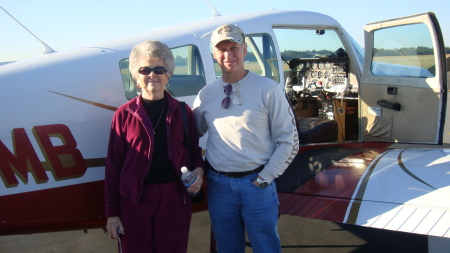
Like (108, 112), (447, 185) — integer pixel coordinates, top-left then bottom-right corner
(274, 29), (347, 64)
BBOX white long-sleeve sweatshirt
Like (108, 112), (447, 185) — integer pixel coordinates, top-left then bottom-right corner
(193, 71), (299, 183)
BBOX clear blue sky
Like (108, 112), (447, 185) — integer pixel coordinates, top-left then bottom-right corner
(1, 0), (449, 62)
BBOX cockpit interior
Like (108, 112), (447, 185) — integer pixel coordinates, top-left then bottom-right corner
(276, 29), (360, 144)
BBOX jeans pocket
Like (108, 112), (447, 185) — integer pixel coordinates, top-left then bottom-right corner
(206, 170), (219, 183)
(246, 173), (265, 189)
(246, 173), (258, 183)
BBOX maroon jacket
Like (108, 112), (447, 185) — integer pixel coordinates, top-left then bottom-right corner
(104, 92), (203, 217)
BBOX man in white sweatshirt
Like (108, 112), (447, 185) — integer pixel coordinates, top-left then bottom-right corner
(193, 24), (299, 253)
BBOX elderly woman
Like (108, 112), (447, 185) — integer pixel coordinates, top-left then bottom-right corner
(104, 40), (204, 252)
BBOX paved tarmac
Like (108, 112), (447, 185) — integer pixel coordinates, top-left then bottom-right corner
(0, 211), (428, 253)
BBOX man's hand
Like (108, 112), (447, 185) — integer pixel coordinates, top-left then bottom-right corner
(253, 176), (263, 187)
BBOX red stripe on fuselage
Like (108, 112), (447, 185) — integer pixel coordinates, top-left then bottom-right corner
(0, 181), (105, 235)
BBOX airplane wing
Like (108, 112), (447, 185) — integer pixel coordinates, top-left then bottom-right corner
(277, 146), (450, 238)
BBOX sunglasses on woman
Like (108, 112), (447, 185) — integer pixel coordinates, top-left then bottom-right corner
(138, 66), (167, 75)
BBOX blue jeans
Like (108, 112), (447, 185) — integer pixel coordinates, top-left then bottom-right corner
(206, 169), (281, 253)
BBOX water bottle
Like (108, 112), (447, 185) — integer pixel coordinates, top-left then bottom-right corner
(181, 166), (198, 196)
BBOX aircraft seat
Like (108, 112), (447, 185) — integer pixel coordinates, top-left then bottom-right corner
(297, 117), (338, 143)
(168, 75), (206, 97)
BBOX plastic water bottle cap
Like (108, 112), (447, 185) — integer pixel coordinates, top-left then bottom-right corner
(181, 166), (188, 173)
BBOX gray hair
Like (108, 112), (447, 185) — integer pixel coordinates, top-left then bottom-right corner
(129, 40), (175, 85)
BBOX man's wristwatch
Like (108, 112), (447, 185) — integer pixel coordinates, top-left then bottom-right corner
(256, 178), (269, 188)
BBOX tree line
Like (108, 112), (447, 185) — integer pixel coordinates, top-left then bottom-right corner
(280, 46), (450, 60)
(374, 46), (439, 56)
(174, 46), (450, 65)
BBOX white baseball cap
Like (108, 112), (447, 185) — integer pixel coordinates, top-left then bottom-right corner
(210, 24), (245, 48)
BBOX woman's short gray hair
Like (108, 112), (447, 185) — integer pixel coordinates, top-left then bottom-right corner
(129, 40), (174, 85)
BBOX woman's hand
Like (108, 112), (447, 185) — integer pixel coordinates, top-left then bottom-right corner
(187, 167), (204, 194)
(106, 216), (124, 239)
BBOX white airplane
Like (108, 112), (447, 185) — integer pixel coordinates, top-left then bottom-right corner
(0, 5), (449, 252)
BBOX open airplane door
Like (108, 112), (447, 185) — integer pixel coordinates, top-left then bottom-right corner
(360, 12), (447, 144)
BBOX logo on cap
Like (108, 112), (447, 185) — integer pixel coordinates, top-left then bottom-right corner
(218, 25), (233, 36)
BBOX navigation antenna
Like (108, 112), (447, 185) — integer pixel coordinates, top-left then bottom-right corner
(204, 0), (221, 17)
(0, 6), (56, 54)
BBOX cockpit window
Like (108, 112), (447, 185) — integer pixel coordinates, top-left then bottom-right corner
(119, 59), (135, 100)
(212, 33), (280, 83)
(168, 45), (206, 97)
(371, 23), (435, 78)
(274, 29), (348, 67)
(119, 44), (206, 100)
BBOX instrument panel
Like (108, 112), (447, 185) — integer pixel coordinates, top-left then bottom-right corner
(287, 57), (357, 99)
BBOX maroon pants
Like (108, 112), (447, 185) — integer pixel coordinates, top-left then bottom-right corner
(119, 180), (192, 253)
